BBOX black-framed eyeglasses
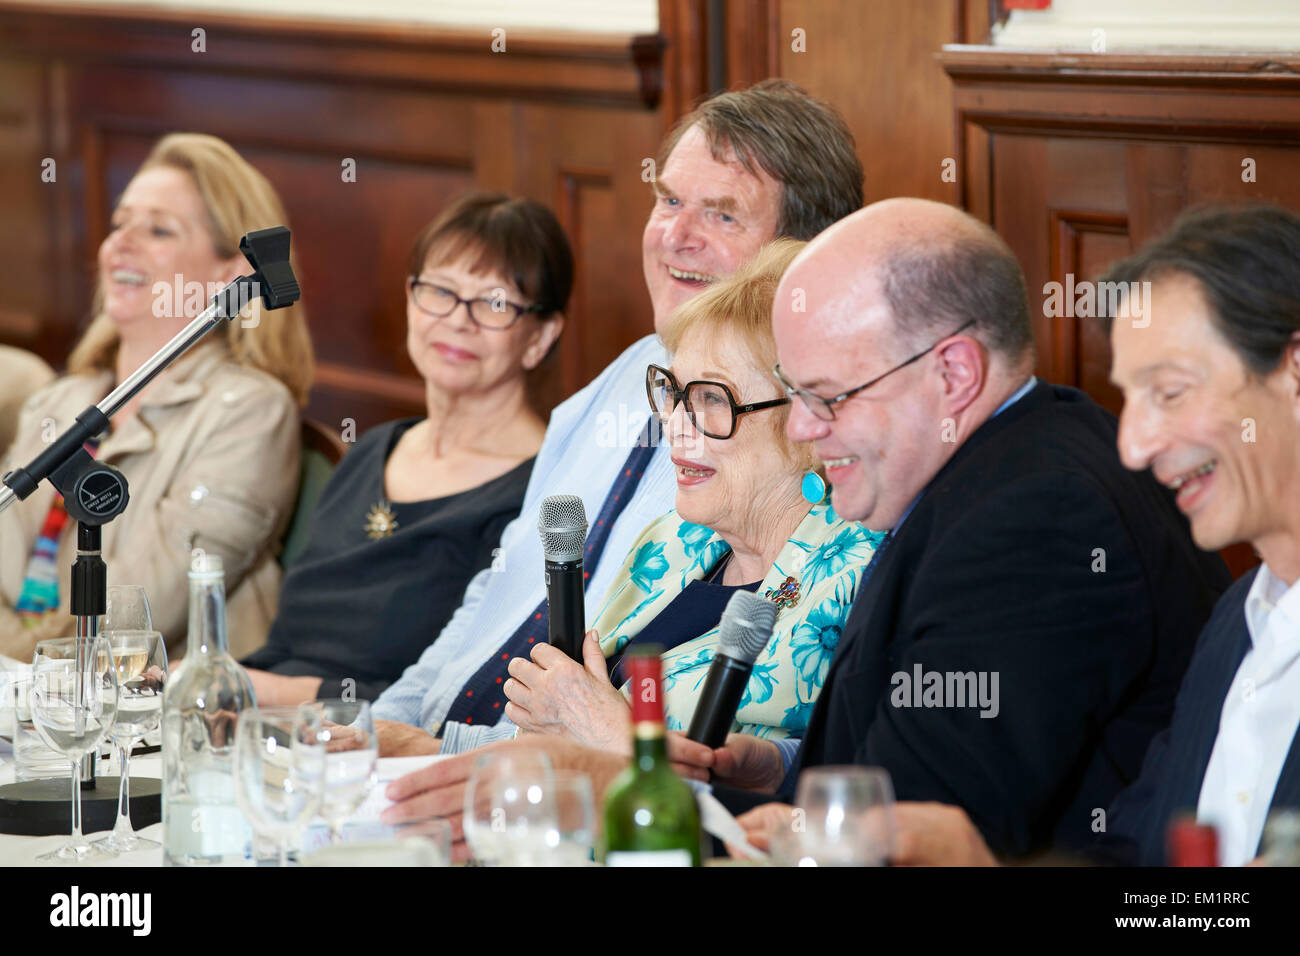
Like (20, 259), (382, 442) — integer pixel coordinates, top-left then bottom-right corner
(407, 278), (544, 331)
(773, 319), (977, 422)
(646, 363), (790, 440)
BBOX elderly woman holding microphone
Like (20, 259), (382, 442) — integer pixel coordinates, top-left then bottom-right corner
(438, 239), (884, 756)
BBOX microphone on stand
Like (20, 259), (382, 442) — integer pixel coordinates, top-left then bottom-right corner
(686, 591), (778, 748)
(538, 495), (588, 662)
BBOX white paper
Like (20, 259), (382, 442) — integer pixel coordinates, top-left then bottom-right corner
(696, 788), (767, 861)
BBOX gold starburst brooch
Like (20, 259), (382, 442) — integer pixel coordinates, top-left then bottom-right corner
(364, 501), (399, 539)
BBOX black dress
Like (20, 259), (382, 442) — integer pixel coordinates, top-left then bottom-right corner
(242, 418), (533, 702)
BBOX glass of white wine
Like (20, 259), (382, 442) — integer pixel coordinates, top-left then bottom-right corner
(30, 636), (119, 863)
(93, 630), (167, 853)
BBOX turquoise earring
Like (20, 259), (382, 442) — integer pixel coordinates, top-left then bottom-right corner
(801, 472), (827, 504)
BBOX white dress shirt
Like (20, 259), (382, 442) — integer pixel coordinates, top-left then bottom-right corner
(1196, 562), (1300, 866)
(373, 334), (676, 743)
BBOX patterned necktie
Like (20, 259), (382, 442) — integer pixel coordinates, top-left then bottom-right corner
(444, 418), (659, 727)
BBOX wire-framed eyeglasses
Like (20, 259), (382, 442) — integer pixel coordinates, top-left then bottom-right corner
(407, 278), (544, 330)
(773, 319), (976, 421)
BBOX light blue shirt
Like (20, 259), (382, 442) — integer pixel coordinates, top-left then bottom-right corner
(373, 335), (677, 749)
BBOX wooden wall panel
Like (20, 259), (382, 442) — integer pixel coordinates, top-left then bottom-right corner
(0, 4), (665, 434)
(774, 0), (962, 205)
(942, 48), (1300, 578)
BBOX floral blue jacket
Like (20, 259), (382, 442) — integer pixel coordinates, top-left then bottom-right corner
(590, 503), (884, 740)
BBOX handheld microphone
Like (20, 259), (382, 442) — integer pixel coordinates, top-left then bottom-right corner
(538, 495), (588, 661)
(686, 591), (778, 748)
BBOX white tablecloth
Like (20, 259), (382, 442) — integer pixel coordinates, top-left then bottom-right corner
(0, 753), (444, 866)
(0, 752), (165, 867)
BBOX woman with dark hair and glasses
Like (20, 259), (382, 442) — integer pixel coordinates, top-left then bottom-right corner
(241, 192), (571, 706)
(496, 240), (884, 753)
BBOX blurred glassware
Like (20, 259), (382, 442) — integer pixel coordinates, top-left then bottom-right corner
(463, 750), (556, 866)
(93, 629), (167, 853)
(233, 705), (326, 866)
(770, 765), (896, 867)
(8, 671), (70, 781)
(105, 585), (153, 632)
(1261, 809), (1300, 867)
(301, 698), (378, 844)
(30, 636), (119, 862)
(543, 770), (596, 865)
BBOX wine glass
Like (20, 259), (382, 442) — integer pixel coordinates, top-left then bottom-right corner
(233, 706), (326, 866)
(29, 636), (119, 863)
(542, 770), (596, 866)
(772, 766), (896, 866)
(105, 585), (153, 632)
(92, 630), (167, 853)
(462, 750), (556, 866)
(302, 698), (378, 844)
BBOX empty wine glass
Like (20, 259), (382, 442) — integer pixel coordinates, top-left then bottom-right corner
(30, 636), (119, 863)
(105, 585), (153, 632)
(302, 698), (378, 844)
(233, 706), (326, 867)
(463, 750), (556, 866)
(542, 770), (596, 866)
(92, 630), (167, 853)
(772, 766), (896, 867)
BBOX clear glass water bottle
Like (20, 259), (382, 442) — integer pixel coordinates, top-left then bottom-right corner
(161, 553), (257, 865)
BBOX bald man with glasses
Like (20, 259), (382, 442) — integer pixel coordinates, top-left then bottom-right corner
(698, 199), (1234, 860)
(379, 200), (1236, 864)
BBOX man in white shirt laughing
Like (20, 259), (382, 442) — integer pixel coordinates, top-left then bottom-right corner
(373, 80), (865, 756)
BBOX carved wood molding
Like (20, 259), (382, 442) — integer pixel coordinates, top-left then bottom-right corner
(0, 3), (664, 109)
(940, 46), (1300, 87)
(1046, 209), (1128, 386)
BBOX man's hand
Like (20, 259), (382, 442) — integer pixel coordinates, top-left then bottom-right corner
(730, 802), (795, 856)
(243, 667), (322, 707)
(503, 630), (630, 752)
(375, 718), (441, 758)
(891, 802), (998, 866)
(709, 733), (786, 793)
(665, 732), (717, 782)
(381, 736), (628, 863)
(663, 732), (783, 790)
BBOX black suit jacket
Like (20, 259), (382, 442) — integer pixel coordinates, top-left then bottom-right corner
(1101, 568), (1300, 864)
(725, 382), (1232, 857)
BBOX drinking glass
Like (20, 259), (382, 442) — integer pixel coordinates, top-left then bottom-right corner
(92, 630), (167, 852)
(302, 698), (378, 844)
(105, 585), (153, 632)
(462, 750), (556, 866)
(29, 636), (119, 862)
(772, 766), (896, 867)
(542, 770), (596, 865)
(8, 672), (70, 780)
(233, 706), (326, 867)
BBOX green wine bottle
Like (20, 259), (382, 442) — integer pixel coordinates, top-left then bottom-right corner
(602, 647), (702, 866)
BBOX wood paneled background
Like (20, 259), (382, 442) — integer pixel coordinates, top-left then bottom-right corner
(0, 0), (982, 432)
(2, 2), (1297, 576)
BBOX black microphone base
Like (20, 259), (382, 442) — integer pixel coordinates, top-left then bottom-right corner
(0, 776), (162, 836)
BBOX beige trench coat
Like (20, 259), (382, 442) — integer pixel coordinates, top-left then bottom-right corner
(0, 345), (55, 459)
(0, 345), (298, 662)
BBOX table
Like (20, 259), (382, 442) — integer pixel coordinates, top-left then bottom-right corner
(0, 752), (165, 866)
(0, 753), (445, 866)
